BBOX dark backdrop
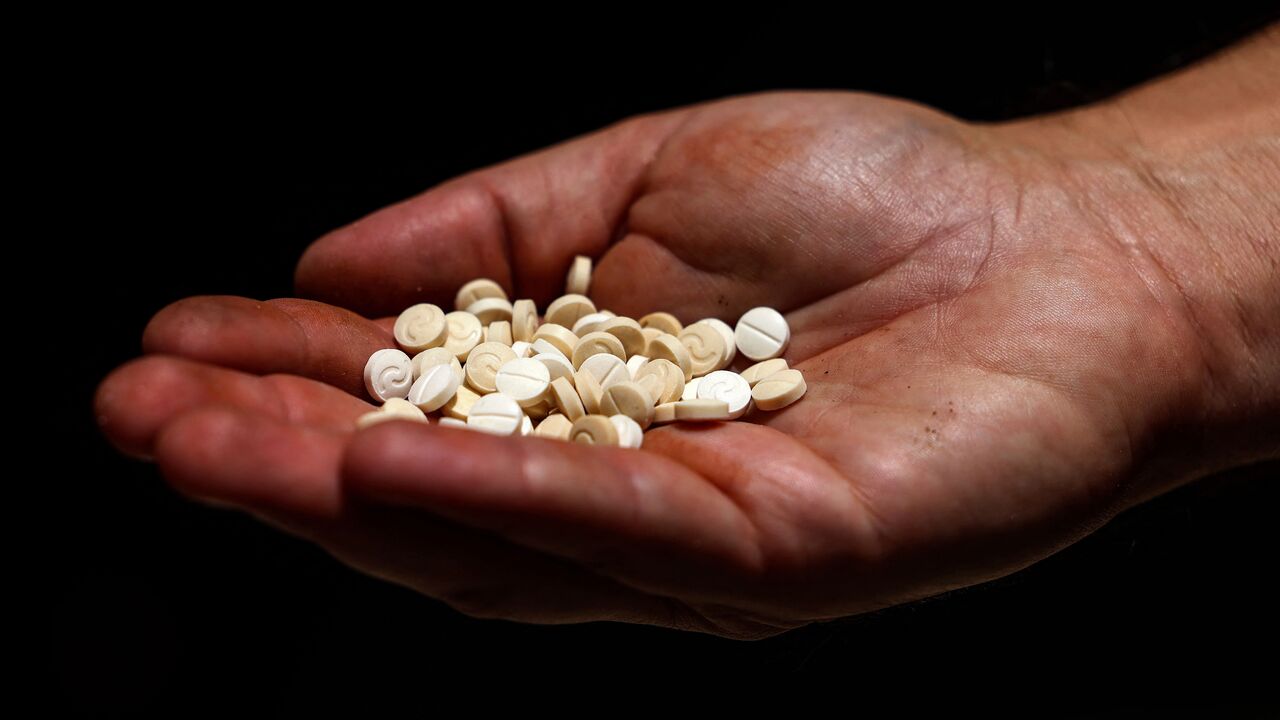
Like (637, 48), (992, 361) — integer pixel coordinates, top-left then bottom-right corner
(51, 10), (1278, 714)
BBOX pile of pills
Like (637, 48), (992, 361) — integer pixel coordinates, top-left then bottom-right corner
(357, 256), (807, 447)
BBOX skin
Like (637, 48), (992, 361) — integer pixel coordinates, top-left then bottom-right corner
(95, 26), (1279, 639)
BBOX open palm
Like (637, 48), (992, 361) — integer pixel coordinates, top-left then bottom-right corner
(97, 91), (1201, 638)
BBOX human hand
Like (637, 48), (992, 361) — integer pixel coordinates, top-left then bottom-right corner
(95, 30), (1280, 639)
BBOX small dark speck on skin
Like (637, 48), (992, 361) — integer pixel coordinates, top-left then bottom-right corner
(932, 410), (937, 416)
(823, 370), (829, 375)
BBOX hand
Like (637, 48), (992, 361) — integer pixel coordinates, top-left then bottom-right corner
(95, 35), (1280, 638)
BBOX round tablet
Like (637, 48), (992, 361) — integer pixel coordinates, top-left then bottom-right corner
(486, 320), (513, 346)
(466, 297), (513, 325)
(544, 294), (596, 329)
(464, 341), (518, 394)
(674, 399), (730, 421)
(407, 363), (463, 412)
(363, 348), (414, 401)
(571, 312), (613, 336)
(411, 347), (464, 387)
(696, 318), (737, 369)
(647, 333), (693, 382)
(532, 352), (575, 386)
(751, 368), (807, 411)
(695, 370), (751, 419)
(740, 358), (789, 386)
(549, 376), (585, 421)
(625, 354), (649, 379)
(572, 331), (626, 369)
(638, 311), (682, 335)
(682, 376), (702, 401)
(570, 415), (619, 446)
(511, 299), (539, 342)
(641, 327), (664, 349)
(355, 397), (428, 429)
(467, 393), (524, 435)
(531, 338), (568, 361)
(441, 384), (480, 420)
(510, 340), (533, 359)
(734, 307), (790, 361)
(597, 317), (647, 358)
(442, 311), (484, 361)
(532, 323), (579, 358)
(573, 369), (605, 414)
(535, 413), (574, 441)
(565, 255), (592, 296)
(633, 359), (685, 405)
(579, 352), (630, 388)
(600, 382), (654, 429)
(653, 402), (677, 423)
(454, 278), (507, 311)
(678, 323), (728, 378)
(495, 357), (551, 406)
(393, 303), (448, 353)
(609, 414), (644, 449)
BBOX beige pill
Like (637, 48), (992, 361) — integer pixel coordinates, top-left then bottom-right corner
(678, 323), (728, 378)
(566, 255), (592, 296)
(467, 297), (513, 325)
(532, 323), (578, 358)
(535, 413), (573, 441)
(571, 331), (626, 369)
(464, 342), (518, 394)
(751, 369), (807, 411)
(570, 414), (618, 446)
(441, 384), (481, 420)
(597, 317), (646, 358)
(521, 415), (535, 436)
(695, 318), (737, 369)
(531, 338), (568, 361)
(438, 417), (469, 429)
(633, 358), (685, 405)
(412, 347), (464, 387)
(639, 311), (682, 335)
(599, 381), (654, 429)
(574, 369), (604, 414)
(674, 399), (730, 421)
(572, 312), (612, 336)
(648, 333), (693, 382)
(653, 402), (677, 423)
(523, 395), (556, 420)
(486, 320), (513, 346)
(393, 303), (448, 353)
(740, 358), (789, 386)
(549, 376), (585, 421)
(532, 352), (575, 387)
(544, 294), (596, 329)
(511, 340), (533, 359)
(579, 353), (630, 389)
(511, 299), (539, 342)
(625, 354), (649, 379)
(641, 327), (664, 349)
(455, 278), (508, 311)
(355, 397), (428, 429)
(442, 311), (483, 361)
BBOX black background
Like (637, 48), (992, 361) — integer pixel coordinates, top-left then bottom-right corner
(49, 9), (1278, 714)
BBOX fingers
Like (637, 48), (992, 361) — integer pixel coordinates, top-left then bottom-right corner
(294, 109), (690, 315)
(142, 296), (393, 397)
(95, 355), (369, 458)
(154, 407), (702, 629)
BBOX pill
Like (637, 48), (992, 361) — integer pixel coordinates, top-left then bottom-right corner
(532, 351), (575, 387)
(677, 323), (728, 378)
(486, 320), (513, 346)
(740, 358), (789, 386)
(696, 370), (752, 419)
(442, 311), (484, 361)
(393, 303), (448, 353)
(572, 312), (613, 336)
(521, 415), (534, 436)
(355, 397), (428, 429)
(495, 357), (551, 406)
(653, 402), (677, 423)
(407, 363), (463, 412)
(467, 393), (524, 435)
(570, 414), (618, 445)
(455, 278), (507, 311)
(641, 327), (664, 349)
(523, 396), (556, 420)
(549, 376), (585, 421)
(579, 352), (630, 389)
(599, 309), (616, 318)
(751, 368), (807, 411)
(695, 318), (737, 369)
(544, 294), (596, 329)
(633, 358), (685, 405)
(591, 317), (643, 358)
(411, 347), (464, 387)
(573, 368), (605, 414)
(510, 340), (533, 359)
(532, 323), (579, 358)
(609, 414), (644, 448)
(572, 331), (626, 369)
(511, 299), (539, 342)
(734, 307), (790, 361)
(682, 376), (702, 401)
(625, 354), (649, 379)
(464, 341), (518, 394)
(599, 381), (655, 429)
(441, 383), (480, 420)
(535, 413), (573, 440)
(639, 311), (682, 335)
(466, 297), (513, 325)
(438, 417), (469, 429)
(363, 348), (414, 401)
(565, 255), (592, 296)
(674, 399), (730, 421)
(530, 338), (568, 361)
(647, 333), (693, 381)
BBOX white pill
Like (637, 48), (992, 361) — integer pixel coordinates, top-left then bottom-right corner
(510, 340), (534, 359)
(438, 417), (469, 429)
(407, 363), (463, 412)
(572, 312), (612, 336)
(363, 348), (414, 401)
(411, 347), (464, 387)
(696, 318), (737, 369)
(495, 358), (551, 405)
(566, 255), (592, 295)
(734, 307), (790, 361)
(626, 354), (649, 379)
(696, 370), (752, 419)
(579, 353), (630, 389)
(609, 414), (644, 449)
(467, 393), (524, 435)
(530, 338), (568, 361)
(682, 376), (702, 401)
(521, 414), (535, 436)
(545, 294), (596, 329)
(532, 352), (575, 386)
